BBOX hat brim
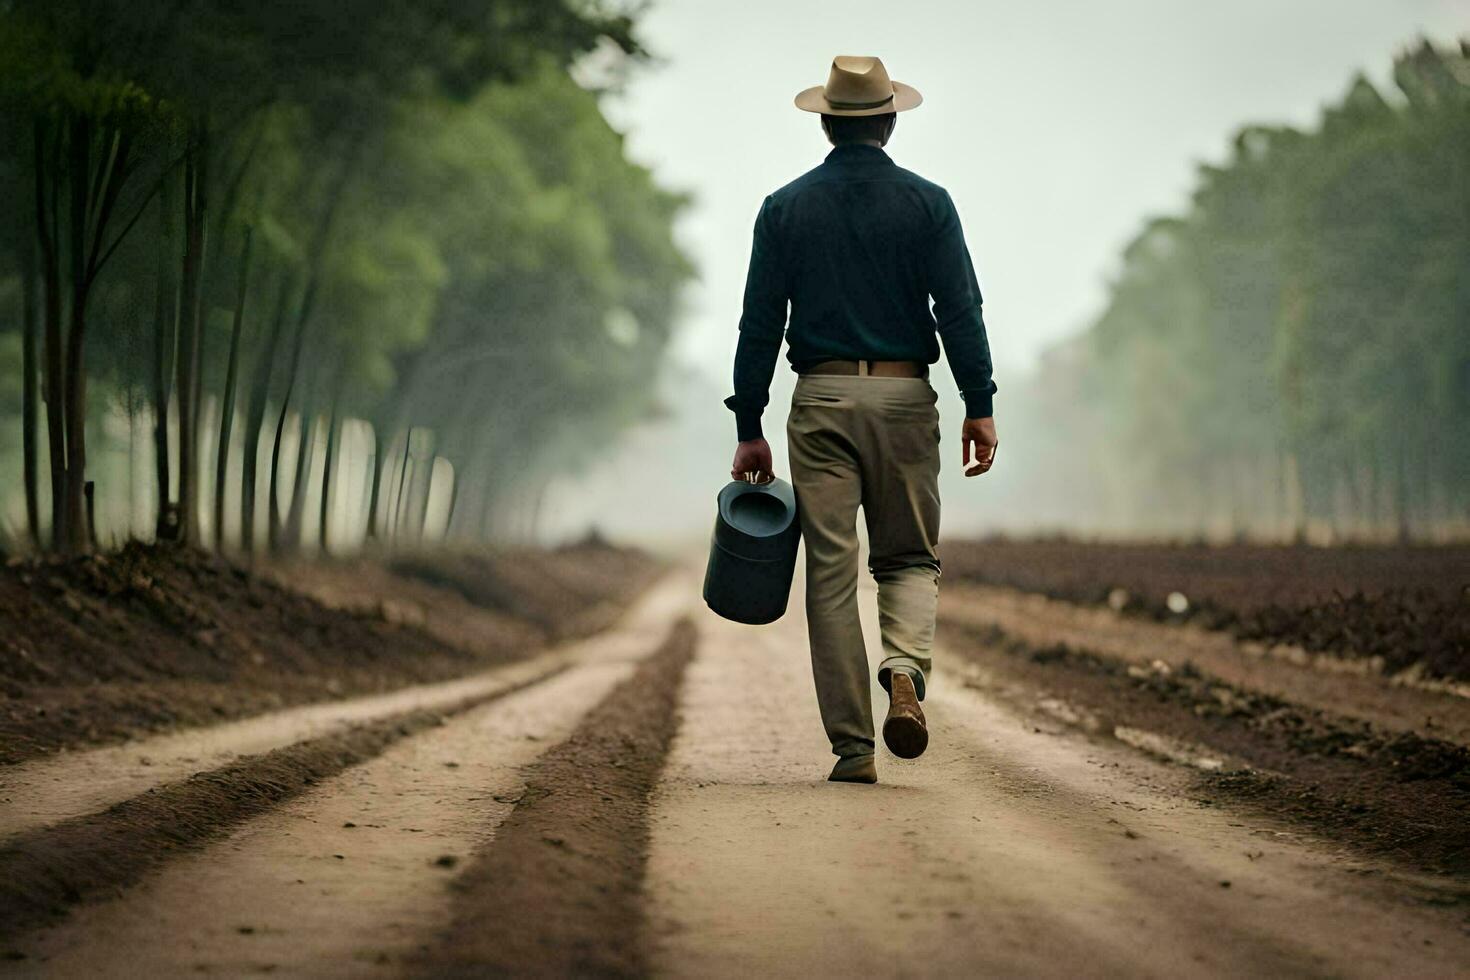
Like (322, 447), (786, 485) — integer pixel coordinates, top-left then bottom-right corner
(794, 80), (922, 116)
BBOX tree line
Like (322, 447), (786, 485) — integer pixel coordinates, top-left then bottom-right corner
(1012, 38), (1468, 542)
(0, 1), (693, 556)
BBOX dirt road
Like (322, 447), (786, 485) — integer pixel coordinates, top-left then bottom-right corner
(4, 566), (1468, 976)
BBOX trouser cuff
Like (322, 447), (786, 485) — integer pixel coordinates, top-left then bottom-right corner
(878, 659), (926, 700)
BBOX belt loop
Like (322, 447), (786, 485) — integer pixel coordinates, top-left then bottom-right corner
(859, 359), (870, 377)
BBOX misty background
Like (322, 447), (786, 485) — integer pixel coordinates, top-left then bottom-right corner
(0, 0), (1464, 557)
(543, 0), (1469, 545)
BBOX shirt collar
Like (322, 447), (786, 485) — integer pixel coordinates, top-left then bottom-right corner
(824, 143), (895, 166)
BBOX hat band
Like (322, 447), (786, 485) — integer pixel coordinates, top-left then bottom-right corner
(824, 90), (895, 110)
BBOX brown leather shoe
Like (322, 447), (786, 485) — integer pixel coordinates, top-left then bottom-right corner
(828, 755), (877, 784)
(883, 672), (928, 759)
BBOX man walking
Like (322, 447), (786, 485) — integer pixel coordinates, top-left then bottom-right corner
(726, 56), (998, 784)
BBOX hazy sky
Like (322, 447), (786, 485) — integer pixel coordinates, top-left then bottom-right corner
(544, 1), (1465, 543)
(604, 0), (1466, 379)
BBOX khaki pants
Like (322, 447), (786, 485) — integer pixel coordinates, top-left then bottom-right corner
(787, 373), (941, 761)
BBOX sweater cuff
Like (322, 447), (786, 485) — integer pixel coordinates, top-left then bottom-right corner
(962, 390), (994, 419)
(735, 411), (764, 442)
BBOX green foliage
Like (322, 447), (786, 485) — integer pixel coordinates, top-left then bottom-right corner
(1030, 37), (1469, 538)
(371, 62), (693, 484)
(0, 0), (692, 548)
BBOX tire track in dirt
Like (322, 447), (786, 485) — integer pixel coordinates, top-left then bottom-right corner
(940, 615), (1470, 874)
(0, 664), (565, 944)
(3, 573), (687, 842)
(0, 574), (693, 952)
(0, 651), (573, 842)
(645, 570), (1470, 978)
(5, 652), (662, 975)
(411, 617), (697, 978)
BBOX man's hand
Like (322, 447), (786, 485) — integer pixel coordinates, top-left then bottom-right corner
(962, 417), (998, 477)
(731, 438), (775, 484)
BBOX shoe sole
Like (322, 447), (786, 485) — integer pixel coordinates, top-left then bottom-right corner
(829, 757), (878, 783)
(828, 769), (878, 784)
(883, 713), (928, 759)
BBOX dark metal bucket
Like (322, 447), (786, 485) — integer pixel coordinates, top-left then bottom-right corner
(703, 478), (801, 625)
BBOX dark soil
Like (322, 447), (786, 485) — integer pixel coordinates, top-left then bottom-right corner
(0, 667), (562, 944)
(0, 541), (659, 765)
(416, 618), (696, 978)
(1236, 592), (1468, 683)
(944, 539), (1470, 681)
(391, 542), (659, 641)
(944, 620), (1470, 876)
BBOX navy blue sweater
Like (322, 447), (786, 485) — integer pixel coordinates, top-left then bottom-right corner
(725, 143), (997, 441)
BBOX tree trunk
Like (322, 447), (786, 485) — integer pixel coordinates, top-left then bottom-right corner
(152, 174), (179, 540)
(267, 296), (311, 550)
(390, 428), (416, 541)
(174, 150), (200, 547)
(417, 458), (438, 542)
(175, 128), (209, 547)
(83, 481), (98, 549)
(239, 274), (291, 555)
(407, 432), (436, 542)
(266, 405), (291, 553)
(364, 425), (390, 541)
(442, 465), (461, 543)
(318, 399), (340, 553)
(35, 120), (68, 551)
(213, 225), (253, 550)
(258, 134), (364, 550)
(126, 391), (138, 539)
(54, 117), (134, 555)
(20, 214), (41, 549)
(283, 410), (317, 550)
(59, 115), (92, 555)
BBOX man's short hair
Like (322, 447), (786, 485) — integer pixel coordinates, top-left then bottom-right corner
(821, 112), (896, 145)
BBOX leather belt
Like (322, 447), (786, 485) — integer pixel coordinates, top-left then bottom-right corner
(803, 359), (927, 378)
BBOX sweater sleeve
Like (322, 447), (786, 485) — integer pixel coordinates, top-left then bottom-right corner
(927, 191), (997, 418)
(723, 196), (788, 441)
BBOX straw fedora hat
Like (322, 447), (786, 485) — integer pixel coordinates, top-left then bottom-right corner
(794, 56), (922, 116)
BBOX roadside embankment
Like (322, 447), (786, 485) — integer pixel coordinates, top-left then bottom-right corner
(0, 540), (660, 765)
(944, 539), (1470, 682)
